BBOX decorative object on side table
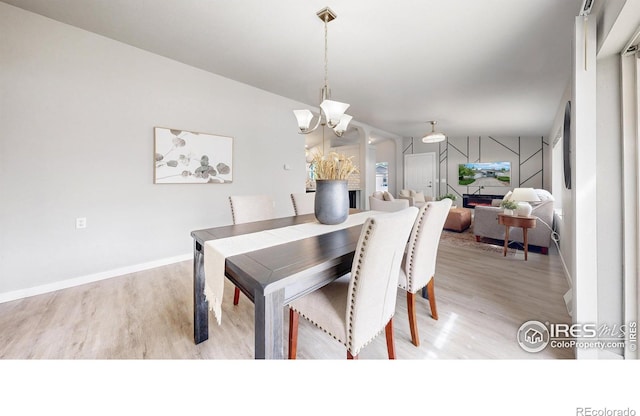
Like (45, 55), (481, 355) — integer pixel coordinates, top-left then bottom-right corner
(311, 151), (359, 224)
(154, 127), (233, 184)
(510, 187), (541, 217)
(500, 200), (518, 216)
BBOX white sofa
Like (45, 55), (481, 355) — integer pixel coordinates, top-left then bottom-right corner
(473, 189), (555, 253)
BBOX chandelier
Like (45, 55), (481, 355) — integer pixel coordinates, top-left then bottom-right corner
(422, 121), (446, 143)
(293, 7), (352, 137)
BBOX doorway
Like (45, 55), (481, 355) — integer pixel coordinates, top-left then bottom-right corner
(404, 152), (437, 199)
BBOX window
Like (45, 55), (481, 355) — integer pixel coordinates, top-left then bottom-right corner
(375, 162), (388, 192)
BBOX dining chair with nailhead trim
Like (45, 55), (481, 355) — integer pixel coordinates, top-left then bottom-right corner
(290, 192), (315, 216)
(397, 199), (452, 347)
(287, 207), (418, 359)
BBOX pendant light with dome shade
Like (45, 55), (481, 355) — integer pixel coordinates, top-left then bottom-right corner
(293, 7), (352, 138)
(422, 121), (446, 143)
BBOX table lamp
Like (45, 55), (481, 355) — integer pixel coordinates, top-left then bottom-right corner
(510, 188), (540, 217)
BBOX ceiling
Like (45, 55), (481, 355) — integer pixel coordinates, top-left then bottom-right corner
(2, 0), (583, 142)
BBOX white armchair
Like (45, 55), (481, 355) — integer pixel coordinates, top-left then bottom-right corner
(369, 191), (409, 212)
(397, 189), (433, 208)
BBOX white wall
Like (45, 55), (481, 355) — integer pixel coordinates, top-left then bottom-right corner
(0, 3), (298, 295)
(0, 4), (396, 300)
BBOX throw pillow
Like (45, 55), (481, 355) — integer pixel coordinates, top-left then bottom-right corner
(414, 192), (426, 203)
(383, 191), (395, 201)
(530, 188), (554, 207)
(534, 189), (554, 202)
(399, 189), (410, 197)
(372, 191), (384, 200)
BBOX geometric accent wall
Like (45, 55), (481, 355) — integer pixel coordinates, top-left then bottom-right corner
(435, 136), (548, 199)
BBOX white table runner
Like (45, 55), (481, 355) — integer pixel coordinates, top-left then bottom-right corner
(204, 211), (380, 325)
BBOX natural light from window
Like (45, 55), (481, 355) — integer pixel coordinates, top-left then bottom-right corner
(375, 162), (388, 192)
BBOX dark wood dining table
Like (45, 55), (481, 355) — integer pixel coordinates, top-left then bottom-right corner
(190, 210), (363, 359)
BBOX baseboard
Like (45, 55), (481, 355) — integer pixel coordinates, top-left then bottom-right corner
(553, 238), (573, 316)
(559, 253), (573, 288)
(563, 289), (573, 317)
(0, 253), (192, 304)
(560, 259), (572, 316)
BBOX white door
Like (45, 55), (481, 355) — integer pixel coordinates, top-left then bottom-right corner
(404, 153), (436, 199)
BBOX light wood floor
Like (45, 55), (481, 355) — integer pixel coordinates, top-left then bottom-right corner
(0, 237), (573, 359)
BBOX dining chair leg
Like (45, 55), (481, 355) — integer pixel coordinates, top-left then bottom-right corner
(288, 309), (299, 359)
(233, 287), (240, 305)
(385, 319), (396, 359)
(347, 351), (358, 359)
(407, 291), (420, 347)
(426, 278), (438, 320)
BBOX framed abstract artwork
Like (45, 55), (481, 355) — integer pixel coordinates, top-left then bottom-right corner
(154, 127), (233, 184)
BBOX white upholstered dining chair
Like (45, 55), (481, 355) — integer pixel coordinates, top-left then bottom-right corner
(229, 194), (275, 225)
(290, 192), (315, 216)
(288, 207), (419, 359)
(228, 194), (276, 304)
(398, 199), (452, 346)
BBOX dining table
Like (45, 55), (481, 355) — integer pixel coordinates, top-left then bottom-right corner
(190, 209), (372, 359)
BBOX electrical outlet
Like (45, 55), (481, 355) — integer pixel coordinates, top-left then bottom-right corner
(76, 217), (87, 229)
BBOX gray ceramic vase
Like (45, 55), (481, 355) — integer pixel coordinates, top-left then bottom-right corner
(314, 179), (349, 225)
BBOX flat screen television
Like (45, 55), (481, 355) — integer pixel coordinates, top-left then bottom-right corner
(459, 162), (511, 186)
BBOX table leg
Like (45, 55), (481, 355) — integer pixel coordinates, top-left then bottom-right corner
(523, 227), (529, 261)
(193, 241), (209, 344)
(254, 289), (285, 359)
(503, 225), (510, 257)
